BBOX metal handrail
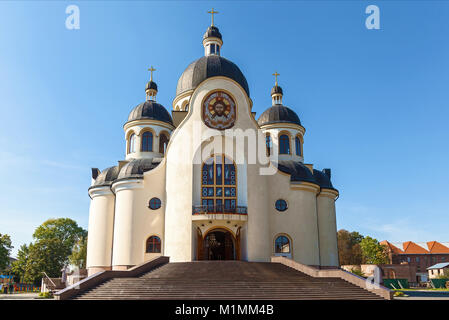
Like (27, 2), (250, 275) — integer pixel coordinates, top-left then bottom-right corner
(42, 272), (57, 288)
(192, 205), (247, 215)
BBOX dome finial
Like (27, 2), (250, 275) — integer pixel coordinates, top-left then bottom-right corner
(272, 71), (280, 86)
(145, 66), (158, 101)
(207, 8), (219, 26)
(148, 66), (156, 82)
(271, 71), (283, 106)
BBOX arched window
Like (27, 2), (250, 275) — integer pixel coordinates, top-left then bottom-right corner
(141, 131), (153, 152)
(201, 155), (237, 213)
(279, 134), (290, 155)
(265, 134), (271, 156)
(159, 133), (169, 155)
(275, 235), (291, 253)
(128, 133), (136, 154)
(146, 236), (161, 253)
(295, 136), (301, 156)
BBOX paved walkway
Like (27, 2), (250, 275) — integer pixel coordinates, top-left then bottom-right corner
(0, 293), (42, 300)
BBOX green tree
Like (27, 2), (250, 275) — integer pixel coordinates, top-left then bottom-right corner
(360, 236), (389, 264)
(337, 229), (364, 265)
(0, 233), (13, 271)
(25, 238), (67, 283)
(69, 236), (87, 269)
(11, 244), (29, 280)
(11, 218), (86, 284)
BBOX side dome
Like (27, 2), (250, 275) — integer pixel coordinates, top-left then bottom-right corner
(258, 105), (301, 127)
(127, 100), (173, 125)
(313, 169), (336, 190)
(92, 166), (119, 187)
(117, 158), (161, 180)
(275, 160), (317, 184)
(176, 55), (250, 97)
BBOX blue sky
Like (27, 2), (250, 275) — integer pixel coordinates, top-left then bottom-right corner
(1, 1), (448, 256)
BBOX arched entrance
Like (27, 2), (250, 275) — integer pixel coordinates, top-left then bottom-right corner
(203, 229), (235, 260)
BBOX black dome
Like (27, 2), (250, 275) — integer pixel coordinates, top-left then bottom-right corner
(313, 169), (336, 190)
(92, 166), (119, 187)
(258, 105), (301, 127)
(145, 81), (157, 91)
(271, 85), (283, 95)
(127, 100), (173, 125)
(275, 160), (317, 184)
(203, 26), (222, 40)
(176, 55), (250, 97)
(117, 158), (161, 180)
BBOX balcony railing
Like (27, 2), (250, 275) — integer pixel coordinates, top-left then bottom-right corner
(192, 205), (248, 215)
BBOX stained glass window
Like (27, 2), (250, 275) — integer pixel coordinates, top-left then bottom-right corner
(275, 236), (290, 253)
(201, 155), (237, 213)
(146, 236), (161, 253)
(149, 197), (161, 210)
(275, 199), (288, 212)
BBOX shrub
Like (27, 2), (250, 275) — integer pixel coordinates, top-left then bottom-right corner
(37, 291), (54, 299)
(350, 268), (366, 278)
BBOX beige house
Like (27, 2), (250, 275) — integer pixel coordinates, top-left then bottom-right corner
(427, 263), (449, 279)
(86, 19), (339, 276)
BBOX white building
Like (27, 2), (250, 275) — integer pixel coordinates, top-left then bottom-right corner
(86, 18), (339, 276)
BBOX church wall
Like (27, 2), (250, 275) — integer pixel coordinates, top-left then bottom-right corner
(267, 172), (321, 266)
(111, 163), (166, 268)
(165, 77), (267, 262)
(317, 191), (339, 267)
(86, 187), (115, 275)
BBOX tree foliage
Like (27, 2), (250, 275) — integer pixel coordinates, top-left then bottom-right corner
(359, 236), (389, 265)
(11, 218), (87, 284)
(337, 229), (364, 265)
(0, 234), (13, 271)
(69, 236), (87, 269)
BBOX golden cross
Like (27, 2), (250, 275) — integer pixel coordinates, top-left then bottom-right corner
(272, 71), (280, 85)
(208, 8), (219, 26)
(148, 66), (156, 81)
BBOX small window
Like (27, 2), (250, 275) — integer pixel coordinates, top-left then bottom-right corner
(148, 197), (161, 210)
(141, 131), (153, 152)
(266, 134), (271, 156)
(210, 44), (216, 54)
(128, 133), (136, 154)
(146, 236), (161, 253)
(275, 199), (288, 212)
(159, 133), (169, 155)
(295, 136), (301, 156)
(275, 236), (291, 253)
(279, 134), (290, 154)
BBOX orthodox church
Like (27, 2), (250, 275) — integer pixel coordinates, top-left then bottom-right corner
(86, 12), (339, 276)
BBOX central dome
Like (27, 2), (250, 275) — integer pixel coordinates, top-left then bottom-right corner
(176, 55), (250, 97)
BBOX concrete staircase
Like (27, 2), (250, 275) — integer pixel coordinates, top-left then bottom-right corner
(73, 261), (385, 300)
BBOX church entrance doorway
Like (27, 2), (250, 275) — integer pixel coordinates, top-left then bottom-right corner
(203, 229), (235, 260)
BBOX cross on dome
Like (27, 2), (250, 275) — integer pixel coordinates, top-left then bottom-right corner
(207, 8), (219, 26)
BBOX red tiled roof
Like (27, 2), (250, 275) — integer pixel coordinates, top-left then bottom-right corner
(402, 241), (429, 254)
(381, 241), (404, 254)
(427, 241), (449, 254)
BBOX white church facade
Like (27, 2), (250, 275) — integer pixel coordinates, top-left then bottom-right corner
(86, 15), (339, 276)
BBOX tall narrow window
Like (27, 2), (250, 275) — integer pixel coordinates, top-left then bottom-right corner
(146, 236), (161, 253)
(201, 155), (237, 213)
(128, 133), (136, 154)
(266, 134), (272, 156)
(275, 236), (291, 253)
(295, 136), (301, 156)
(159, 133), (169, 155)
(141, 131), (153, 152)
(279, 134), (290, 155)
